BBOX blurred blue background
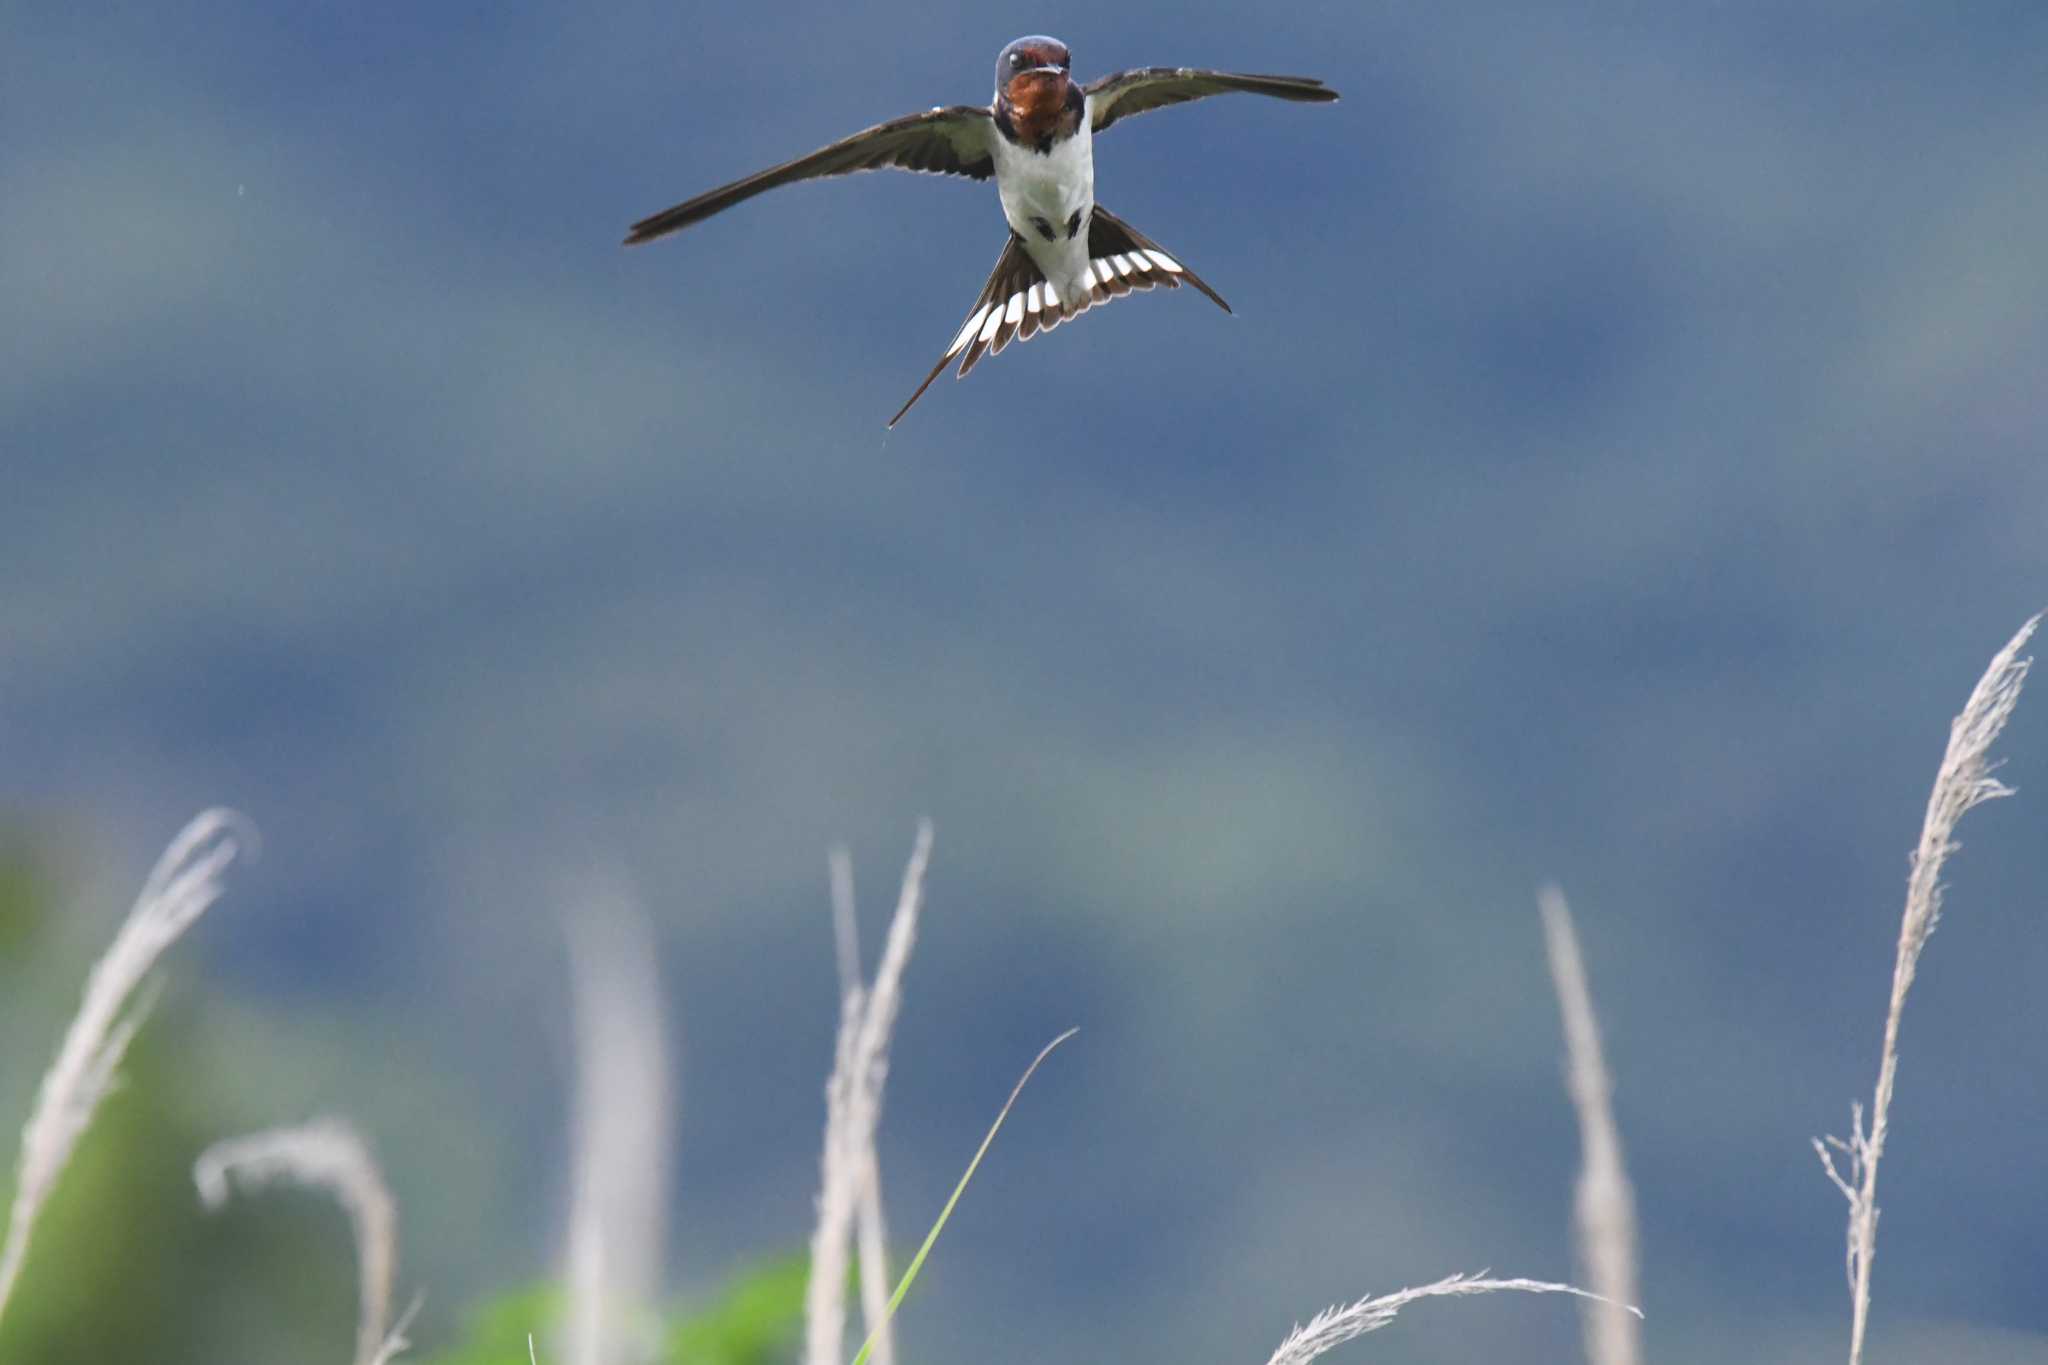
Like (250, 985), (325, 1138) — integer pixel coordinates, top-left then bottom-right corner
(4, 1), (2047, 1361)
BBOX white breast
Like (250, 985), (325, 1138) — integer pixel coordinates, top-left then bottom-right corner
(990, 117), (1096, 302)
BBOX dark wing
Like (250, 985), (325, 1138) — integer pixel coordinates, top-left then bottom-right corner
(886, 206), (1229, 427)
(1084, 68), (1337, 134)
(625, 105), (996, 246)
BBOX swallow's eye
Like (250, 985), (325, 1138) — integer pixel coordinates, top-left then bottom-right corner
(1010, 52), (1025, 70)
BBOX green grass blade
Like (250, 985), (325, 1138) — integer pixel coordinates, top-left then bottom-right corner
(846, 1028), (1079, 1365)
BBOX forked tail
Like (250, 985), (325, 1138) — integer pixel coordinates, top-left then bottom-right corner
(887, 205), (1230, 426)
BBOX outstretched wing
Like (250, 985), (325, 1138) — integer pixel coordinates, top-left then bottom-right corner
(625, 106), (996, 245)
(887, 207), (1229, 427)
(1084, 68), (1337, 134)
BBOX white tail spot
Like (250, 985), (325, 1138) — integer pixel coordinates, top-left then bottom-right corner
(1145, 249), (1183, 274)
(948, 306), (987, 355)
(1110, 254), (1135, 276)
(1004, 293), (1024, 326)
(1026, 283), (1043, 314)
(977, 307), (1002, 344)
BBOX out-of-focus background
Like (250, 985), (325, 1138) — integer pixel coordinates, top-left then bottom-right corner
(5, 3), (2046, 1362)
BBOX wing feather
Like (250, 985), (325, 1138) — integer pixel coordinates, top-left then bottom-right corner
(626, 106), (996, 245)
(1084, 68), (1336, 134)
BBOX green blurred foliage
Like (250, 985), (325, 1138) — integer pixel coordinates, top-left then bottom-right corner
(0, 836), (357, 1364)
(0, 837), (48, 953)
(416, 1254), (808, 1365)
(0, 827), (811, 1365)
(0, 1017), (362, 1363)
(666, 1253), (808, 1365)
(414, 1281), (562, 1365)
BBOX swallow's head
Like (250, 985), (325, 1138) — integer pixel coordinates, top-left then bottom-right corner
(995, 35), (1072, 116)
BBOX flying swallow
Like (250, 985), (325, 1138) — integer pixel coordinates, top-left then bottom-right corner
(625, 36), (1338, 425)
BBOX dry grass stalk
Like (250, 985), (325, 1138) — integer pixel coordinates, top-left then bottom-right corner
(562, 889), (674, 1365)
(1813, 612), (2039, 1365)
(368, 1298), (425, 1365)
(851, 1158), (894, 1365)
(830, 846), (862, 1005)
(1538, 885), (1641, 1365)
(805, 823), (932, 1365)
(0, 808), (252, 1326)
(1260, 1272), (1641, 1365)
(193, 1118), (402, 1365)
(829, 845), (897, 1365)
